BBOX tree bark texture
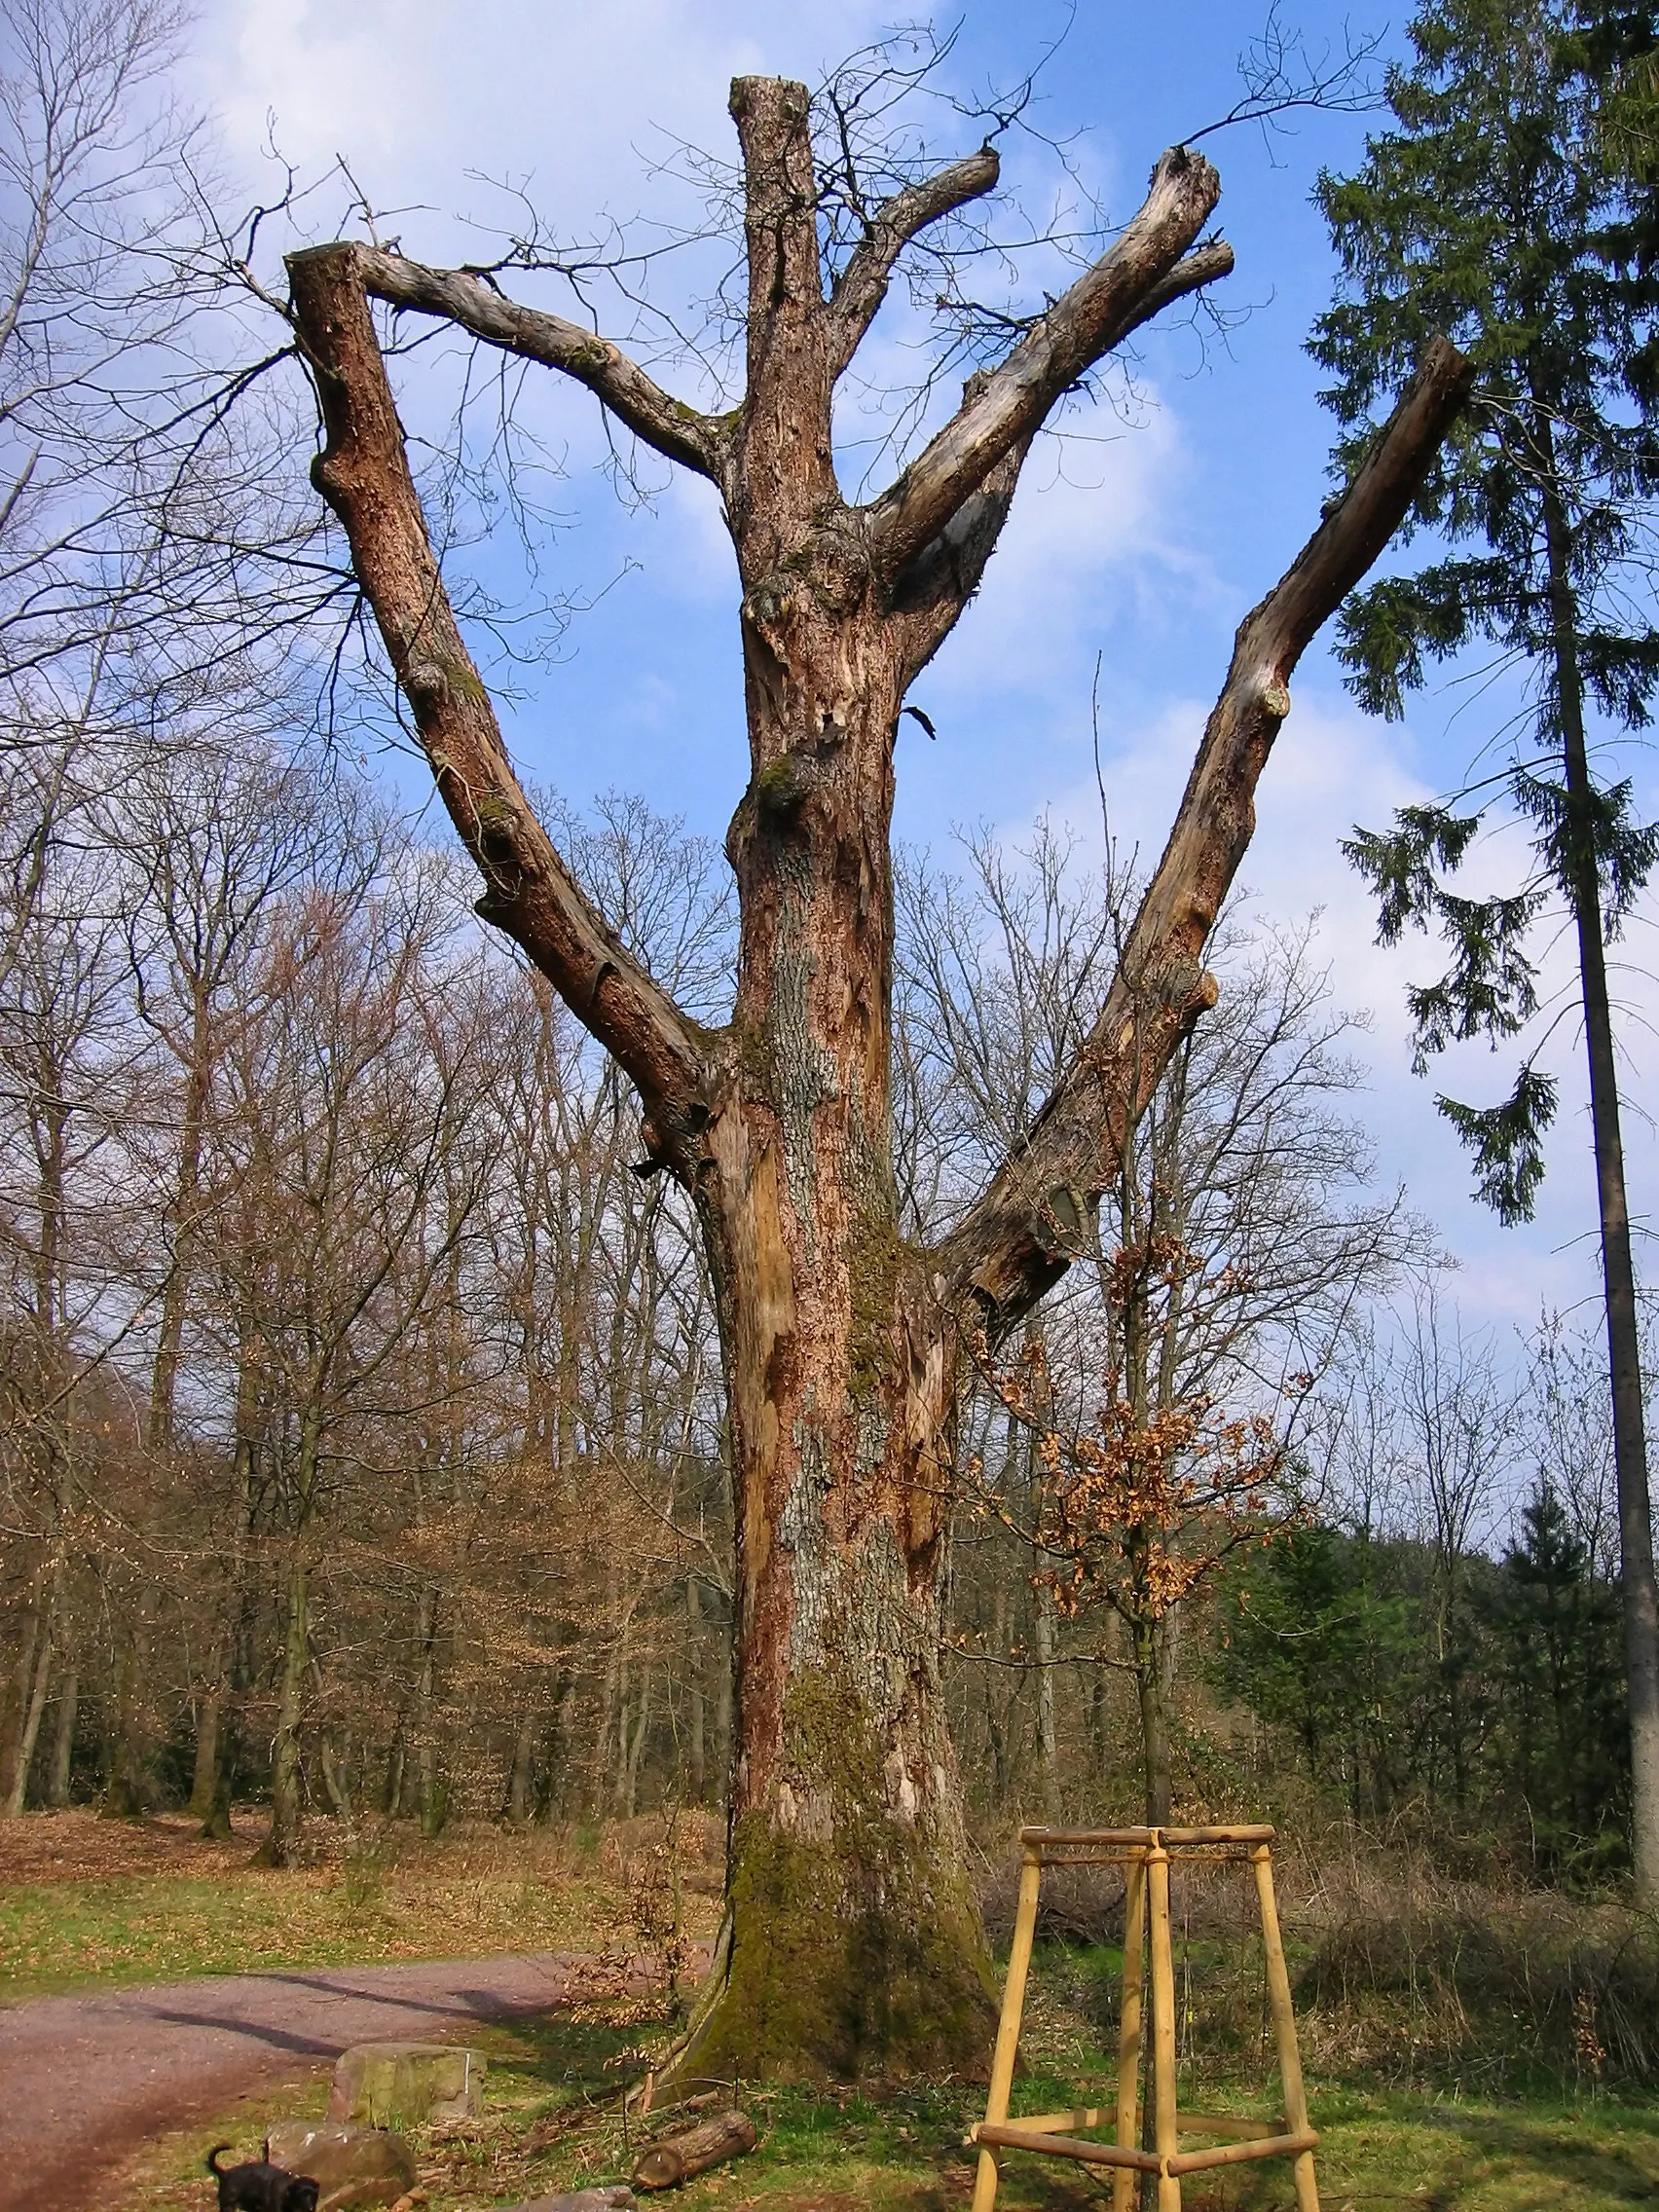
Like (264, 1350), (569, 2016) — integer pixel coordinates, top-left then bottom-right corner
(46, 1661), (76, 1808)
(266, 1547), (311, 1864)
(286, 80), (1468, 2079)
(1540, 474), (1659, 1906)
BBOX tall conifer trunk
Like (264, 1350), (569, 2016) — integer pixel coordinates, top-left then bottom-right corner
(1541, 475), (1659, 1902)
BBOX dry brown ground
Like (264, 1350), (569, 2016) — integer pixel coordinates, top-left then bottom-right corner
(0, 1805), (258, 1883)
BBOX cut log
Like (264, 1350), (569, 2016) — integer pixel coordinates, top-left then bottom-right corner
(630, 2110), (757, 2191)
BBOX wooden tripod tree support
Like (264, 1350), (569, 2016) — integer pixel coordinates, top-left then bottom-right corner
(970, 1825), (1319, 2212)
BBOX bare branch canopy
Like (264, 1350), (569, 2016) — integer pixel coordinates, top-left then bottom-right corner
(353, 245), (733, 485)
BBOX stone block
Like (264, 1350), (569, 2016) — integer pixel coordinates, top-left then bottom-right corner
(501, 2194), (636, 2212)
(326, 2040), (487, 2126)
(264, 2121), (417, 2212)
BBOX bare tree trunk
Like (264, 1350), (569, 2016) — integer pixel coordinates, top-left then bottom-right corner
(625, 1674), (652, 1817)
(318, 1734), (354, 1824)
(188, 1682), (233, 1838)
(3, 1627), (54, 1817)
(506, 1710), (535, 1825)
(383, 1733), (406, 1823)
(267, 1547), (311, 1864)
(686, 1577), (708, 1807)
(1025, 1419), (1060, 1822)
(0, 1596), (46, 1814)
(413, 1582), (442, 1836)
(1133, 1613), (1174, 1827)
(147, 988), (209, 1453)
(46, 1662), (77, 1807)
(101, 1621), (146, 1820)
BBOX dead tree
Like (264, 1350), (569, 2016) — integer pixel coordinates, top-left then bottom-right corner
(284, 77), (1470, 2081)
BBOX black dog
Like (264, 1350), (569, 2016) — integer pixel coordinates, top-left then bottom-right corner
(205, 2144), (320, 2212)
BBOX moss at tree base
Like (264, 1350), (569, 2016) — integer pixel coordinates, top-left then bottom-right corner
(668, 1812), (998, 2083)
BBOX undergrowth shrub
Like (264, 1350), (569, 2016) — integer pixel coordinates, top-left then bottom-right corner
(979, 1826), (1659, 2095)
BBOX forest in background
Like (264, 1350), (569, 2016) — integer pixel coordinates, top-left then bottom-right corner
(0, 740), (1635, 1886)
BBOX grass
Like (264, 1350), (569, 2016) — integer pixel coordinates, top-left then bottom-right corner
(0, 1863), (629, 1999)
(112, 2001), (1659, 2212)
(0, 1807), (719, 2003)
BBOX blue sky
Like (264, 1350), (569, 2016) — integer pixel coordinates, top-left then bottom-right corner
(186, 0), (1659, 1388)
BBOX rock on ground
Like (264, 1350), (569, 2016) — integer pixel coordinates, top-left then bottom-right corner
(264, 2120), (416, 2211)
(327, 2040), (486, 2125)
(501, 2194), (637, 2212)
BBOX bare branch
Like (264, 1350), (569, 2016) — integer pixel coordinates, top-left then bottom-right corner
(349, 244), (734, 486)
(865, 146), (1227, 580)
(935, 334), (1475, 1335)
(828, 146), (1001, 379)
(285, 242), (712, 1173)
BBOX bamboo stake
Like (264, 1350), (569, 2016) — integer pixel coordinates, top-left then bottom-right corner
(1252, 1843), (1320, 2212)
(976, 2123), (1160, 2174)
(1167, 2128), (1318, 2178)
(973, 1846), (1043, 2212)
(1146, 1837), (1180, 2212)
(1113, 1851), (1147, 2212)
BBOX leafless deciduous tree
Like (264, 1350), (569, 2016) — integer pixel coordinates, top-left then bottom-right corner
(905, 836), (1429, 1828)
(275, 64), (1470, 2079)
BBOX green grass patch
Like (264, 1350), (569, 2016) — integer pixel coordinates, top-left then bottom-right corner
(115, 2008), (1659, 2212)
(0, 1865), (628, 2001)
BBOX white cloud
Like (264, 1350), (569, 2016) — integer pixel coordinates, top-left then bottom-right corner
(191, 0), (884, 240)
(928, 392), (1202, 704)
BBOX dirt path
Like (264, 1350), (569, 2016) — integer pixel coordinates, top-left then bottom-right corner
(0, 1949), (591, 2212)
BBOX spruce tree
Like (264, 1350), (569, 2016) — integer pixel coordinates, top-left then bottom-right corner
(1311, 0), (1659, 1899)
(1493, 1482), (1627, 1870)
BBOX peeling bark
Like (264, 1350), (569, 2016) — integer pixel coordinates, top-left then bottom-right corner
(285, 76), (1468, 2080)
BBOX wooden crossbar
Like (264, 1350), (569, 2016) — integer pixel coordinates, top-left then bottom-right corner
(971, 1825), (1320, 2212)
(1019, 1824), (1276, 1850)
(973, 2106), (1285, 2143)
(1167, 2128), (1319, 2178)
(976, 2122), (1161, 2175)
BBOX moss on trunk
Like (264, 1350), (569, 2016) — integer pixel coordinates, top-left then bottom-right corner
(669, 1669), (996, 2083)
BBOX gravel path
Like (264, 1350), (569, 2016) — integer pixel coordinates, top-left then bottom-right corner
(0, 1949), (593, 2212)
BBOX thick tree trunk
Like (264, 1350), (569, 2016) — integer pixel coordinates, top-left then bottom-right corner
(1541, 480), (1659, 1905)
(285, 101), (1468, 2075)
(682, 784), (993, 2073)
